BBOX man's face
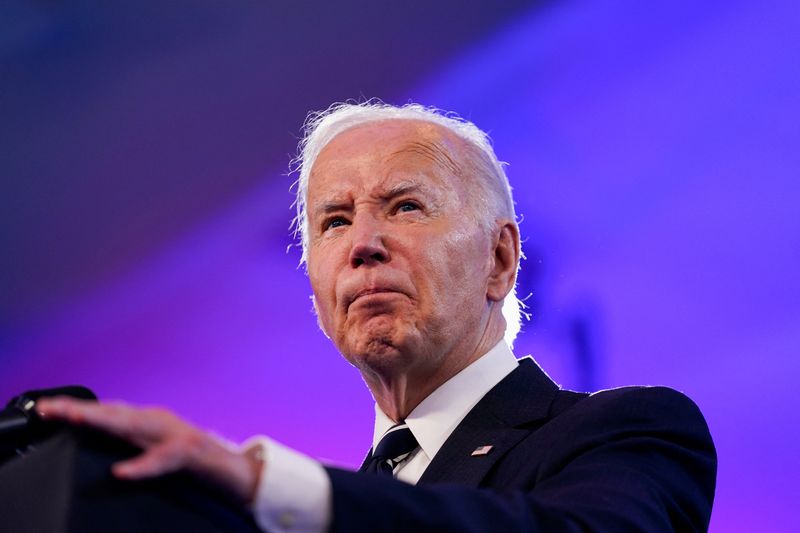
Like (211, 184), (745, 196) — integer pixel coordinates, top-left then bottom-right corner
(306, 119), (497, 378)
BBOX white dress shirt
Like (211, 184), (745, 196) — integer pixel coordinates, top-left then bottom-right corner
(248, 340), (520, 532)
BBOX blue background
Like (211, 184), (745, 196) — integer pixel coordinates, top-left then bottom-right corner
(2, 1), (798, 530)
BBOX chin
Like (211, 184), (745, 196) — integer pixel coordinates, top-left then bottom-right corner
(341, 321), (418, 375)
(341, 314), (402, 350)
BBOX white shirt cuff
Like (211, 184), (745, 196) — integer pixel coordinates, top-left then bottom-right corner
(242, 436), (332, 533)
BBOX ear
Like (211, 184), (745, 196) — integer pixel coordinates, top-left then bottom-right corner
(487, 221), (520, 302)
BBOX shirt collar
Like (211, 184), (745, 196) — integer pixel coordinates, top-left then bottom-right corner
(372, 340), (519, 462)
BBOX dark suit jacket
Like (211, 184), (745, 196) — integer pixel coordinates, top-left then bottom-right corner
(325, 357), (716, 532)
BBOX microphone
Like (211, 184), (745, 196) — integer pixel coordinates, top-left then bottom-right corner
(0, 385), (96, 457)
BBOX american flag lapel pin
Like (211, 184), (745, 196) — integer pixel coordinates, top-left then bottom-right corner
(471, 445), (493, 456)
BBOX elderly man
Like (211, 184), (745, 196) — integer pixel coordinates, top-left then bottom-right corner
(37, 103), (717, 531)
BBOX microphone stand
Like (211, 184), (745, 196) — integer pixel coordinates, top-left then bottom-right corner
(0, 385), (96, 464)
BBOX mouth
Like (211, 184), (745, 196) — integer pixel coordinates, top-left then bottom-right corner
(348, 288), (404, 309)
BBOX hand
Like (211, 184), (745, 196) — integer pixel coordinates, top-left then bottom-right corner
(36, 397), (262, 505)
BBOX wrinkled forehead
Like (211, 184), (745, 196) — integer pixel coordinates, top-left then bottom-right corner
(307, 119), (469, 190)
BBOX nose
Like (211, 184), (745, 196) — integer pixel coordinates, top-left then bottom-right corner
(349, 214), (390, 268)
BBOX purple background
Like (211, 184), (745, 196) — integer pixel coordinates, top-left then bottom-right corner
(2, 1), (798, 530)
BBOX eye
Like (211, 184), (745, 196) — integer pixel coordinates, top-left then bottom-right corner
(395, 201), (421, 213)
(323, 216), (349, 231)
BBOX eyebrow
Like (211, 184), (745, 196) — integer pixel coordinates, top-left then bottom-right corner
(313, 198), (352, 218)
(311, 181), (431, 219)
(378, 181), (428, 201)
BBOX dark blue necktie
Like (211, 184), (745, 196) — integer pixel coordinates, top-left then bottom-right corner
(361, 422), (419, 477)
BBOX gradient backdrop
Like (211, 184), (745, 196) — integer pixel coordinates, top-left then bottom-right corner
(2, 1), (798, 531)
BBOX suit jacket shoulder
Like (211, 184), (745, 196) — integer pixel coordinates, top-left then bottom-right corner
(327, 359), (716, 532)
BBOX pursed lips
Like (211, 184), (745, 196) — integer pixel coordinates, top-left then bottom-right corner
(347, 287), (405, 309)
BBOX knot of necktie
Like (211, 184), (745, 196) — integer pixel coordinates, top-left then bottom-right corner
(361, 422), (419, 476)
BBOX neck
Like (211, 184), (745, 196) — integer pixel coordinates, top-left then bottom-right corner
(365, 305), (506, 421)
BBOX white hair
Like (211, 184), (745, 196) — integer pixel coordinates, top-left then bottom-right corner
(291, 100), (524, 344)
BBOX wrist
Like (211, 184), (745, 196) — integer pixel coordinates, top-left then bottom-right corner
(239, 441), (266, 506)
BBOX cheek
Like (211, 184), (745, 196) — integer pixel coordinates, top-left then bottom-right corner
(405, 243), (487, 346)
(419, 228), (491, 308)
(308, 265), (336, 323)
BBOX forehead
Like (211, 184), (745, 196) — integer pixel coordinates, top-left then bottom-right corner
(307, 120), (467, 197)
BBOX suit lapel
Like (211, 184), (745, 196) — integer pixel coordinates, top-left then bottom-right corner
(417, 357), (559, 487)
(357, 449), (373, 472)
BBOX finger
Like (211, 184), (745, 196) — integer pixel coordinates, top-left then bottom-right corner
(37, 397), (131, 433)
(112, 441), (186, 480)
(37, 398), (169, 446)
(114, 432), (262, 505)
(37, 397), (102, 425)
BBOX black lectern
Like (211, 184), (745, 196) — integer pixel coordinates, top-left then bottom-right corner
(0, 427), (261, 532)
